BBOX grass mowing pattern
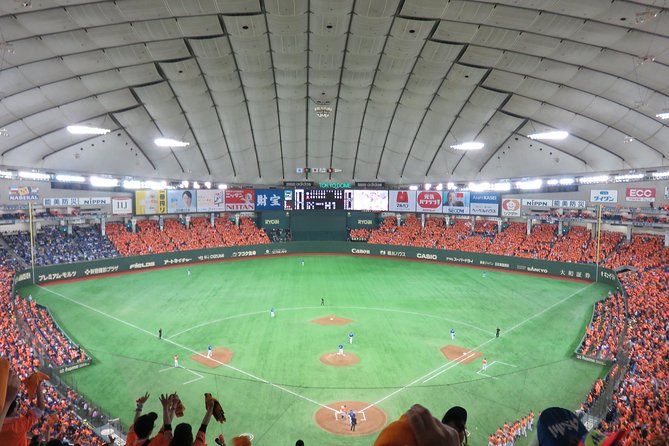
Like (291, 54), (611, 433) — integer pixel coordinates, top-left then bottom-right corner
(21, 256), (612, 446)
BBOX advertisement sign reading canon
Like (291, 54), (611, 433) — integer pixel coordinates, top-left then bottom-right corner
(469, 192), (500, 216)
(388, 190), (416, 212)
(590, 190), (618, 203)
(501, 199), (521, 217)
(225, 189), (255, 211)
(442, 191), (470, 215)
(416, 191), (442, 213)
(625, 187), (655, 202)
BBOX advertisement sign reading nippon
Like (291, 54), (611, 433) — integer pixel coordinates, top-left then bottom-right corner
(442, 191), (470, 215)
(389, 190), (416, 212)
(626, 187), (655, 202)
(196, 190), (225, 212)
(501, 198), (521, 217)
(470, 192), (500, 216)
(590, 190), (618, 203)
(416, 191), (442, 213)
(254, 189), (283, 210)
(522, 198), (586, 208)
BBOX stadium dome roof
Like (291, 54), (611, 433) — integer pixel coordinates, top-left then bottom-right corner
(0, 0), (668, 185)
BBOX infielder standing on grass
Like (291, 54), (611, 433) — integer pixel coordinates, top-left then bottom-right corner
(451, 327), (456, 340)
(482, 358), (488, 371)
(270, 307), (275, 318)
(349, 331), (354, 344)
(173, 355), (179, 368)
(207, 344), (213, 358)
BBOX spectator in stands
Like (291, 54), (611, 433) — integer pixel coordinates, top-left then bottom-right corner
(373, 404), (461, 446)
(0, 371), (45, 446)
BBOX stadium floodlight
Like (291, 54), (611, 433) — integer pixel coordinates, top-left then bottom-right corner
(90, 176), (119, 188)
(435, 183), (443, 191)
(579, 175), (609, 184)
(546, 179), (559, 186)
(181, 180), (189, 188)
(67, 125), (110, 135)
(0, 170), (13, 179)
(122, 180), (142, 189)
(515, 179), (543, 190)
(651, 171), (669, 178)
(193, 181), (200, 189)
(527, 131), (569, 140)
(55, 174), (86, 183)
(145, 180), (166, 190)
(19, 171), (51, 181)
(614, 173), (644, 182)
(493, 182), (511, 191)
(424, 183), (431, 190)
(204, 181), (211, 189)
(217, 184), (228, 190)
(409, 185), (419, 191)
(447, 182), (457, 190)
(155, 138), (189, 147)
(655, 110), (669, 120)
(469, 182), (490, 192)
(450, 142), (484, 150)
(559, 178), (575, 185)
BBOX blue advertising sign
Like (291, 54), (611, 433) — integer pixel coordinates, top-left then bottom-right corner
(255, 189), (283, 210)
(469, 192), (500, 216)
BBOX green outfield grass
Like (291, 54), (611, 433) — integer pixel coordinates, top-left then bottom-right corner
(20, 255), (612, 446)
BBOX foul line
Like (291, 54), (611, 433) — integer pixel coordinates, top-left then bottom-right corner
(362, 282), (595, 411)
(38, 286), (336, 413)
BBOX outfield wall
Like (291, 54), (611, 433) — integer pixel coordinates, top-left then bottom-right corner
(13, 242), (622, 289)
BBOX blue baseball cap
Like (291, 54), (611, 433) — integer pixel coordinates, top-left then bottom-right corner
(536, 407), (588, 446)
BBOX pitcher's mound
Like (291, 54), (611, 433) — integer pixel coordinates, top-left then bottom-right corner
(315, 401), (387, 436)
(441, 345), (482, 364)
(312, 315), (353, 325)
(190, 348), (233, 368)
(320, 352), (360, 367)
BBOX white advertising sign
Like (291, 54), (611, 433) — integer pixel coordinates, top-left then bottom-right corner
(501, 199), (521, 217)
(112, 197), (133, 215)
(590, 190), (618, 203)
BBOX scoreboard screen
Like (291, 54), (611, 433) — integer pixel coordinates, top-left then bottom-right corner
(294, 189), (345, 210)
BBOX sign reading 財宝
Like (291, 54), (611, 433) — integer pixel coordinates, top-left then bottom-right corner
(254, 189), (283, 210)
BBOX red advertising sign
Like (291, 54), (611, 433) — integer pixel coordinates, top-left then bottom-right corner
(625, 187), (655, 202)
(225, 189), (255, 211)
(417, 191), (442, 212)
(501, 198), (521, 217)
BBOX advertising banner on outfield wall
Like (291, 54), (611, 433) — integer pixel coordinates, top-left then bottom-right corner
(135, 190), (166, 215)
(167, 189), (197, 213)
(443, 191), (470, 215)
(196, 190), (225, 212)
(112, 197), (132, 215)
(346, 189), (389, 211)
(225, 189), (255, 211)
(470, 192), (500, 216)
(44, 197), (111, 207)
(590, 190), (618, 203)
(9, 186), (39, 201)
(625, 187), (655, 202)
(254, 189), (283, 210)
(522, 198), (586, 208)
(389, 190), (416, 212)
(416, 191), (442, 213)
(501, 199), (521, 217)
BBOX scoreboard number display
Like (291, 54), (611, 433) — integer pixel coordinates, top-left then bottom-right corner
(294, 189), (345, 210)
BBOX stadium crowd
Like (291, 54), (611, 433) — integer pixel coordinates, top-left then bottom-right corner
(3, 226), (118, 266)
(0, 215), (667, 445)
